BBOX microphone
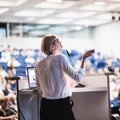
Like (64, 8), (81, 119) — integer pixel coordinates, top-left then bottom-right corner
(66, 50), (75, 67)
(66, 50), (70, 56)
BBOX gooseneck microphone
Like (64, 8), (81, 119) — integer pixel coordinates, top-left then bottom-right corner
(66, 50), (70, 56)
(66, 50), (74, 67)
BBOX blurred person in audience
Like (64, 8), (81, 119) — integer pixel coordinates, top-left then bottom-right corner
(4, 69), (17, 96)
(4, 81), (17, 96)
(88, 66), (96, 74)
(0, 45), (11, 63)
(7, 56), (21, 77)
(0, 66), (8, 92)
(7, 67), (16, 78)
(0, 44), (5, 52)
(0, 97), (18, 119)
(114, 76), (120, 101)
(26, 49), (34, 56)
(112, 58), (120, 69)
(35, 34), (93, 120)
(74, 59), (82, 71)
(114, 67), (120, 76)
(25, 55), (35, 67)
(7, 56), (21, 68)
(0, 66), (8, 78)
(110, 75), (120, 117)
(84, 59), (96, 74)
(6, 45), (11, 52)
(7, 93), (17, 111)
(0, 53), (9, 63)
(97, 68), (104, 74)
(11, 48), (19, 58)
(0, 44), (5, 59)
(103, 67), (110, 73)
(0, 90), (4, 99)
(25, 49), (35, 66)
(16, 49), (26, 67)
(34, 49), (45, 61)
(105, 58), (114, 73)
(0, 74), (7, 94)
(109, 75), (116, 102)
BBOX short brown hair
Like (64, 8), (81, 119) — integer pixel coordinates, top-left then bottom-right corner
(41, 34), (57, 55)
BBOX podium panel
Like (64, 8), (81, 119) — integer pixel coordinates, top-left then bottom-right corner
(71, 74), (110, 120)
(72, 91), (109, 120)
(18, 90), (40, 120)
(18, 73), (110, 120)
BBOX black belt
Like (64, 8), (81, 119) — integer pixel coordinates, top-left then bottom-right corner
(42, 96), (70, 101)
(42, 96), (74, 108)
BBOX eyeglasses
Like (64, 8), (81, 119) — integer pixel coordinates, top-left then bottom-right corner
(52, 38), (61, 45)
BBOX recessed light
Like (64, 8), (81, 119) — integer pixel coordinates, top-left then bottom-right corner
(94, 2), (106, 6)
(14, 9), (55, 17)
(46, 0), (62, 2)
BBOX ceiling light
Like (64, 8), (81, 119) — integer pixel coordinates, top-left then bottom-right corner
(94, 2), (106, 6)
(74, 19), (111, 26)
(80, 3), (120, 11)
(26, 17), (35, 21)
(34, 1), (75, 9)
(79, 4), (104, 11)
(0, 0), (26, 6)
(95, 13), (112, 20)
(46, 0), (62, 2)
(0, 8), (9, 14)
(14, 9), (55, 17)
(110, 0), (120, 1)
(38, 18), (72, 24)
(75, 26), (83, 31)
(57, 11), (96, 18)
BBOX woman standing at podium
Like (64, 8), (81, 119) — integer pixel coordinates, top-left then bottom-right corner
(35, 34), (93, 120)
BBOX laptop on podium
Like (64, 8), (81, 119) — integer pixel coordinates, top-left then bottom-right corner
(27, 67), (37, 90)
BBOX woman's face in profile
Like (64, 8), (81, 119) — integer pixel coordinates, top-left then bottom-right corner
(52, 39), (63, 53)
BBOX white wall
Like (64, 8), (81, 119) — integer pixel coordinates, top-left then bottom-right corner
(0, 37), (41, 49)
(94, 21), (120, 57)
(1, 21), (120, 57)
(0, 36), (96, 53)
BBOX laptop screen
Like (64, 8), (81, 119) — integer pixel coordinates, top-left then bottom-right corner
(27, 67), (37, 89)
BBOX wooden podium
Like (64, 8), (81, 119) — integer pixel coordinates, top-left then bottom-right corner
(18, 73), (110, 120)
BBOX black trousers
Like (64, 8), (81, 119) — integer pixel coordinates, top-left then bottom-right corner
(40, 97), (75, 120)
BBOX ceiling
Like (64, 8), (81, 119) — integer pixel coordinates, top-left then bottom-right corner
(0, 0), (120, 27)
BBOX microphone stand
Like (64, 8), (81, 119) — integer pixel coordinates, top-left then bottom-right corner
(16, 77), (21, 120)
(5, 77), (22, 119)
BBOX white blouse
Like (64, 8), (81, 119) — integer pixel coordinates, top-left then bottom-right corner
(35, 54), (84, 99)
